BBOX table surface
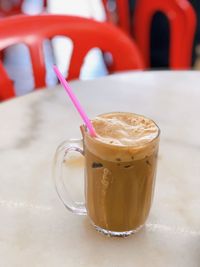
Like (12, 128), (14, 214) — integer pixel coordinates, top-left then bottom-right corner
(0, 71), (200, 267)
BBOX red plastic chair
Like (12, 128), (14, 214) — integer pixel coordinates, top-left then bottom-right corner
(0, 15), (144, 101)
(102, 0), (131, 35)
(133, 0), (197, 69)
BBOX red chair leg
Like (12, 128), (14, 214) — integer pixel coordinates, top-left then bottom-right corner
(133, 0), (197, 69)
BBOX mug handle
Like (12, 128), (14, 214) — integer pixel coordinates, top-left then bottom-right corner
(53, 139), (87, 215)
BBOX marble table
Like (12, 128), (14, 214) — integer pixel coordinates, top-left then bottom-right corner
(0, 71), (200, 267)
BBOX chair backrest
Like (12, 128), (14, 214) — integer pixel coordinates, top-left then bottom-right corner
(102, 0), (130, 34)
(133, 0), (197, 69)
(0, 15), (144, 101)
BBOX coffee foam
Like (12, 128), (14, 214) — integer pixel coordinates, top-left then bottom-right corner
(92, 113), (159, 147)
(82, 112), (160, 162)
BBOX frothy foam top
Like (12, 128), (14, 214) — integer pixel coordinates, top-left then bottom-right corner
(92, 113), (159, 147)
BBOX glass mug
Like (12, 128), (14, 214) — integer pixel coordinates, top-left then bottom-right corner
(53, 112), (160, 237)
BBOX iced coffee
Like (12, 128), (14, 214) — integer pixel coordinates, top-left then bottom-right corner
(82, 112), (160, 235)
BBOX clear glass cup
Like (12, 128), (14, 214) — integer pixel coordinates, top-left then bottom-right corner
(53, 112), (160, 237)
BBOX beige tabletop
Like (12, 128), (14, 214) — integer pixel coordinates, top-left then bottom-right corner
(0, 71), (200, 267)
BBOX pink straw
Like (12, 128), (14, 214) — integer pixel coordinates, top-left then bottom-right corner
(53, 65), (96, 137)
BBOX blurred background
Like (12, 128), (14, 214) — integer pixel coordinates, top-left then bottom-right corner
(1, 0), (200, 96)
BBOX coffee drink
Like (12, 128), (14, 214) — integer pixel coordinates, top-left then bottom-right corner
(81, 112), (160, 234)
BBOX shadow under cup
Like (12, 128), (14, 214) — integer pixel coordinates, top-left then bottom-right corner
(83, 119), (160, 237)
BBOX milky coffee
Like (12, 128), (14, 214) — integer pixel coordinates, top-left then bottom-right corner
(81, 112), (160, 234)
